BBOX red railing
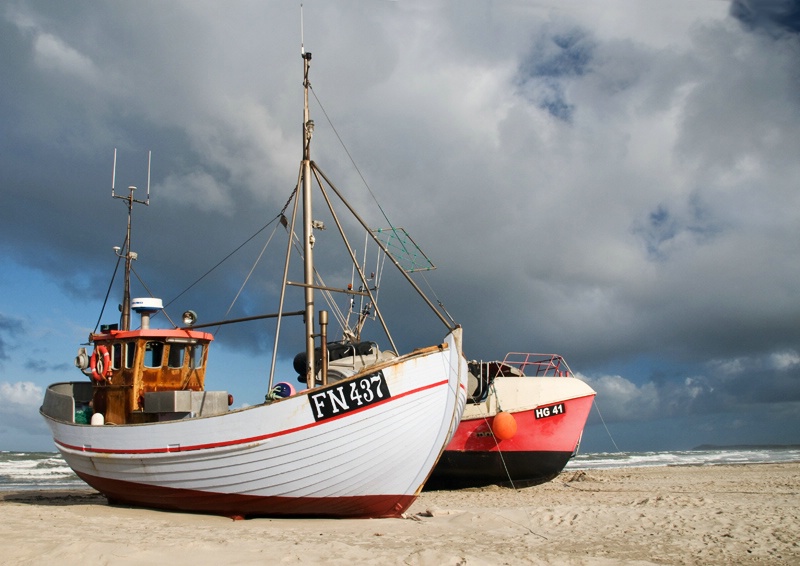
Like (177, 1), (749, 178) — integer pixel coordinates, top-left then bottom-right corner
(500, 353), (572, 377)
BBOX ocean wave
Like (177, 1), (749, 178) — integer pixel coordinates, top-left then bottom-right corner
(0, 452), (83, 490)
(567, 446), (800, 470)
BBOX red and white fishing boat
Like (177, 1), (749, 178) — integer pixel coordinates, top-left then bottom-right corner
(40, 49), (467, 519)
(426, 353), (595, 490)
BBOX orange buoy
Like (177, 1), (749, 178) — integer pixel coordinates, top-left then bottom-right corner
(492, 411), (517, 440)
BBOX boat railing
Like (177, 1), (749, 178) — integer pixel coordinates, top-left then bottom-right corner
(41, 381), (94, 423)
(501, 352), (572, 377)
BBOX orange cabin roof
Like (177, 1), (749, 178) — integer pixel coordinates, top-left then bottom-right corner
(91, 328), (214, 342)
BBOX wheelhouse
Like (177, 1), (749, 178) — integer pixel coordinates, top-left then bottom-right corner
(82, 327), (214, 425)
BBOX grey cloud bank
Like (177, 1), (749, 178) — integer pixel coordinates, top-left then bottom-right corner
(0, 0), (798, 452)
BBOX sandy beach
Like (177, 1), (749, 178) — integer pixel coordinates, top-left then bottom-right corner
(1, 463), (797, 565)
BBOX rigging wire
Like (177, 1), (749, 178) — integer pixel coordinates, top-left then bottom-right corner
(92, 245), (124, 334)
(282, 220), (350, 334)
(163, 213), (284, 310)
(466, 364), (551, 540)
(130, 265), (177, 328)
(216, 219), (283, 335)
(308, 84), (459, 333)
(308, 86), (420, 270)
(418, 270), (457, 325)
(592, 399), (622, 453)
(115, 202), (291, 332)
(486, 379), (518, 491)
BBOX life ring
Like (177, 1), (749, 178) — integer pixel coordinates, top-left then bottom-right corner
(90, 345), (112, 381)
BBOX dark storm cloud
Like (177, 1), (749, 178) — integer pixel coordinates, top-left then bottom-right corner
(583, 351), (800, 426)
(2, 1), (799, 451)
(731, 0), (800, 35)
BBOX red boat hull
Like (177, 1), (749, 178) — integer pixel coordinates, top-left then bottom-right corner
(427, 393), (594, 490)
(75, 471), (413, 519)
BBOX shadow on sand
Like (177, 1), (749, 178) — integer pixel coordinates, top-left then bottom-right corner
(0, 489), (105, 507)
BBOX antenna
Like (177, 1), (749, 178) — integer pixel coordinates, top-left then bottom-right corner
(111, 149), (151, 206)
(111, 148), (151, 330)
(111, 148), (117, 195)
(146, 150), (151, 203)
(300, 4), (305, 55)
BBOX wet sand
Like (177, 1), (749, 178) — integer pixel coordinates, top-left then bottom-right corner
(1, 463), (797, 565)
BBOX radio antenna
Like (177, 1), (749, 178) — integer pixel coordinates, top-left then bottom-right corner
(111, 148), (152, 330)
(111, 147), (117, 194)
(300, 4), (305, 55)
(111, 148), (151, 206)
(145, 150), (151, 203)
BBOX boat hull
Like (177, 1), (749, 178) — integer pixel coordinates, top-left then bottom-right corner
(73, 472), (416, 518)
(41, 329), (467, 518)
(427, 375), (594, 490)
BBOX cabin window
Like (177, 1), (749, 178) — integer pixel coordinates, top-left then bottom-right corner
(168, 345), (185, 368)
(189, 344), (204, 369)
(144, 341), (164, 368)
(110, 343), (122, 370)
(125, 342), (136, 368)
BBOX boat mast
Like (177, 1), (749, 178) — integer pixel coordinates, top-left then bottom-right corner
(302, 50), (316, 388)
(112, 149), (151, 331)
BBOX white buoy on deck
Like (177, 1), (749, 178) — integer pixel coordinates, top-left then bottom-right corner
(91, 413), (105, 426)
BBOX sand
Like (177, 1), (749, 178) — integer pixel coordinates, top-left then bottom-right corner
(1, 463), (797, 565)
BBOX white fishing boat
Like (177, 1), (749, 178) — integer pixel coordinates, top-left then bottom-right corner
(40, 49), (467, 519)
(427, 353), (595, 490)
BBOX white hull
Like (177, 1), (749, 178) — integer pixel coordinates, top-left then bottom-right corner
(462, 375), (595, 420)
(42, 329), (466, 518)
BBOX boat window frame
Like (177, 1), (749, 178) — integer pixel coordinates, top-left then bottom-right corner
(189, 344), (204, 369)
(144, 340), (165, 368)
(168, 344), (186, 369)
(110, 342), (122, 370)
(125, 341), (136, 369)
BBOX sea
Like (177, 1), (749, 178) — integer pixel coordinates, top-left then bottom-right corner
(2, 446), (799, 491)
(566, 445), (800, 470)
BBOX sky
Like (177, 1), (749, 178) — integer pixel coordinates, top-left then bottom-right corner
(1, 0), (799, 453)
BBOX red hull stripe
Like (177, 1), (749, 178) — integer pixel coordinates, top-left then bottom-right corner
(56, 378), (449, 456)
(77, 471), (415, 519)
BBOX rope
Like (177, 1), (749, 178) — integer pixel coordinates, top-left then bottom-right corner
(592, 399), (622, 453)
(163, 214), (283, 310)
(216, 220), (282, 334)
(281, 221), (350, 335)
(131, 265), (176, 328)
(309, 86), (417, 266)
(485, 379), (518, 490)
(92, 244), (124, 333)
(91, 189), (293, 333)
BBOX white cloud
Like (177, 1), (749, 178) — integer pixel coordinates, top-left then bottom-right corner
(579, 373), (660, 422)
(0, 382), (51, 449)
(159, 171), (235, 215)
(770, 351), (800, 371)
(33, 32), (98, 82)
(7, 5), (98, 83)
(0, 381), (42, 406)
